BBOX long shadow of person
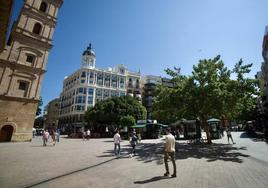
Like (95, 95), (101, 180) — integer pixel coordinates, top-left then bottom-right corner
(134, 176), (170, 184)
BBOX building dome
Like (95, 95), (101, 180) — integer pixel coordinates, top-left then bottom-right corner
(82, 43), (95, 56)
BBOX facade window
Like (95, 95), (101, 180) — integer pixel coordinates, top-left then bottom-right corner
(76, 105), (85, 111)
(76, 96), (86, 104)
(136, 79), (140, 89)
(120, 92), (126, 96)
(120, 78), (125, 88)
(119, 68), (125, 74)
(111, 91), (118, 97)
(81, 72), (86, 78)
(32, 23), (42, 35)
(89, 72), (94, 84)
(97, 73), (103, 86)
(81, 79), (85, 84)
(39, 2), (47, 12)
(88, 96), (93, 104)
(104, 90), (109, 98)
(96, 89), (102, 97)
(18, 81), (28, 90)
(88, 88), (94, 95)
(78, 87), (84, 93)
(104, 75), (110, 87)
(112, 76), (117, 88)
(26, 54), (35, 64)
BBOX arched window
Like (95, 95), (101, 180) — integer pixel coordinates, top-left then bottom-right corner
(32, 23), (42, 35)
(39, 2), (47, 12)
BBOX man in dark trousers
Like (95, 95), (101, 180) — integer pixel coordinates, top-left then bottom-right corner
(164, 128), (177, 178)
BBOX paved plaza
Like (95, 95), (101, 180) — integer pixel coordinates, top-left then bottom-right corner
(0, 132), (268, 188)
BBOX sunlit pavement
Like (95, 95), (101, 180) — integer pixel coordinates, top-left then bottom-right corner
(0, 132), (267, 188)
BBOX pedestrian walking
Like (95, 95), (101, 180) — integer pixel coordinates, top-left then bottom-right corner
(82, 131), (86, 141)
(226, 128), (235, 144)
(56, 130), (60, 142)
(51, 130), (56, 146)
(113, 130), (121, 156)
(129, 132), (138, 157)
(86, 129), (91, 140)
(163, 128), (177, 178)
(137, 132), (142, 143)
(42, 129), (49, 146)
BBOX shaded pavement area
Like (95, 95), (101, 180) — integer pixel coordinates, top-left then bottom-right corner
(0, 132), (268, 188)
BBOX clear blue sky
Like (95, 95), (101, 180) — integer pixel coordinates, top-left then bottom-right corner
(12, 0), (268, 111)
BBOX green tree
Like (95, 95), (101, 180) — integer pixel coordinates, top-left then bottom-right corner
(153, 56), (258, 144)
(36, 96), (43, 116)
(120, 115), (135, 127)
(85, 96), (146, 129)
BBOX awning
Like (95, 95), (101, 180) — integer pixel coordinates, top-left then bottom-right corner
(131, 124), (146, 128)
(158, 123), (168, 128)
(207, 118), (221, 122)
(147, 123), (168, 128)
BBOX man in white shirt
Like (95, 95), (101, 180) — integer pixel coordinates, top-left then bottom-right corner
(86, 129), (91, 140)
(113, 130), (121, 156)
(164, 128), (176, 178)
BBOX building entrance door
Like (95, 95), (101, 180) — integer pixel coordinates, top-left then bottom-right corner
(0, 125), (14, 142)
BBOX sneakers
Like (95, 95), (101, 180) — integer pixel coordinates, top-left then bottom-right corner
(164, 172), (169, 176)
(164, 172), (176, 178)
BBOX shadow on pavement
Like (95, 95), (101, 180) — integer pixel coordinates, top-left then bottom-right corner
(131, 142), (250, 164)
(240, 132), (268, 144)
(134, 176), (170, 184)
(23, 158), (116, 188)
(97, 148), (133, 158)
(240, 132), (250, 138)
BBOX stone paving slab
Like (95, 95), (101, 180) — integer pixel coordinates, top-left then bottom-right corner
(0, 132), (268, 188)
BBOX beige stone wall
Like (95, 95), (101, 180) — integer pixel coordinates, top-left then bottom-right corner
(49, 4), (56, 17)
(17, 14), (27, 29)
(0, 0), (62, 142)
(0, 99), (38, 141)
(0, 66), (12, 95)
(26, 0), (34, 6)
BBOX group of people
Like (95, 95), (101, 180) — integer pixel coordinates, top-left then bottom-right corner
(113, 129), (139, 158)
(82, 129), (91, 140)
(113, 128), (177, 178)
(42, 129), (60, 146)
(112, 126), (236, 178)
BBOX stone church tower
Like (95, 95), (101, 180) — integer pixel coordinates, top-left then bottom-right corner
(0, 0), (63, 141)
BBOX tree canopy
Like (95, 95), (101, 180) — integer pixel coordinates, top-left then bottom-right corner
(85, 95), (147, 128)
(152, 56), (259, 143)
(120, 115), (136, 127)
(36, 96), (43, 116)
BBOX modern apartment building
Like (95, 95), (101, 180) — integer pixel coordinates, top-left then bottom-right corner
(142, 75), (174, 119)
(58, 44), (141, 133)
(43, 98), (60, 130)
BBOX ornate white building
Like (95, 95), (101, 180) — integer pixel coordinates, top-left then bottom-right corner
(58, 44), (141, 133)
